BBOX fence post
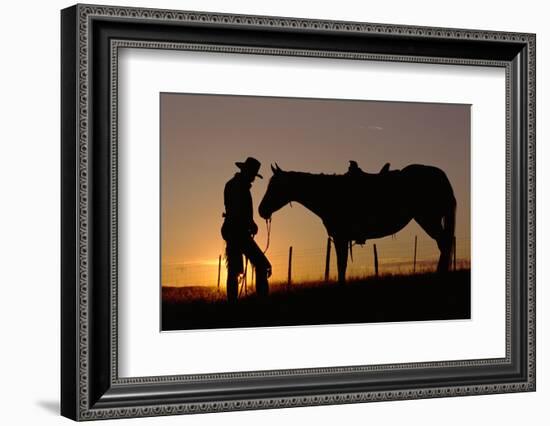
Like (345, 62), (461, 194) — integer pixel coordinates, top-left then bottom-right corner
(453, 236), (457, 271)
(217, 254), (221, 289)
(324, 237), (331, 282)
(373, 244), (379, 277)
(287, 246), (293, 287)
(413, 235), (418, 273)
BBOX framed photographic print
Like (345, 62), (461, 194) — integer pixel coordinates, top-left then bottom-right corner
(61, 4), (536, 421)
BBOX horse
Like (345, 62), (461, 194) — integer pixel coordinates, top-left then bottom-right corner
(258, 163), (456, 284)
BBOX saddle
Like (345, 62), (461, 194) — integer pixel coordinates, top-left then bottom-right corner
(343, 161), (401, 244)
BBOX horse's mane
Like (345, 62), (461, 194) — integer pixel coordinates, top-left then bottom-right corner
(283, 170), (345, 179)
(281, 170), (380, 182)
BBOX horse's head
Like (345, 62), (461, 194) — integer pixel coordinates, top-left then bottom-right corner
(259, 163), (292, 220)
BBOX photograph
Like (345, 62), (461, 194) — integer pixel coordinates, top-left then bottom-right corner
(160, 93), (471, 330)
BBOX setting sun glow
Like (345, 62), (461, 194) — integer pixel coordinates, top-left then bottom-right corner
(161, 94), (471, 288)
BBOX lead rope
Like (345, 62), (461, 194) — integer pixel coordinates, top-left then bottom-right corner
(264, 218), (272, 278)
(263, 218), (272, 254)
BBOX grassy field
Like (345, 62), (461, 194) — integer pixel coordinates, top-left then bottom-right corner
(162, 270), (470, 331)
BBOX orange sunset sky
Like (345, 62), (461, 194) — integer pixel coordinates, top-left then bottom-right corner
(161, 93), (471, 287)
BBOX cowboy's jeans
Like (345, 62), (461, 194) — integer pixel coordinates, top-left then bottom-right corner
(225, 235), (271, 302)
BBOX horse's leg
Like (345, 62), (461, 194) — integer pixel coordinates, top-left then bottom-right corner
(414, 214), (451, 272)
(334, 238), (348, 285)
(437, 239), (452, 273)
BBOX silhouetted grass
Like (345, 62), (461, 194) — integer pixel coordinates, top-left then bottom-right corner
(162, 269), (470, 331)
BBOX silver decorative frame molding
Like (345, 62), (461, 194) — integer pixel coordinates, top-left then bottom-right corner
(61, 4), (535, 421)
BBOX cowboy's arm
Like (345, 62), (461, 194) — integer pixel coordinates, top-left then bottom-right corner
(241, 187), (257, 235)
(250, 220), (258, 236)
(224, 180), (245, 222)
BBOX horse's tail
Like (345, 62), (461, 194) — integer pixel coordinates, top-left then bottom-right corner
(443, 199), (456, 241)
(441, 190), (456, 270)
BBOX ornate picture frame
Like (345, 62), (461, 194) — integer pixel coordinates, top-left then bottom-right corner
(61, 4), (535, 421)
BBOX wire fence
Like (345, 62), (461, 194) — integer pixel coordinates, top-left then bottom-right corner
(163, 234), (470, 287)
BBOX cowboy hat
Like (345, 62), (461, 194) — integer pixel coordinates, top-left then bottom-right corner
(235, 157), (263, 179)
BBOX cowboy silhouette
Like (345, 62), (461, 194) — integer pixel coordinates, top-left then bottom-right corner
(221, 157), (271, 302)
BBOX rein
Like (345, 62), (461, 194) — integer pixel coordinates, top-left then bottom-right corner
(263, 218), (272, 254)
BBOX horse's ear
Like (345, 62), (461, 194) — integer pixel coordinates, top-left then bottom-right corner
(271, 164), (277, 174)
(275, 163), (282, 172)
